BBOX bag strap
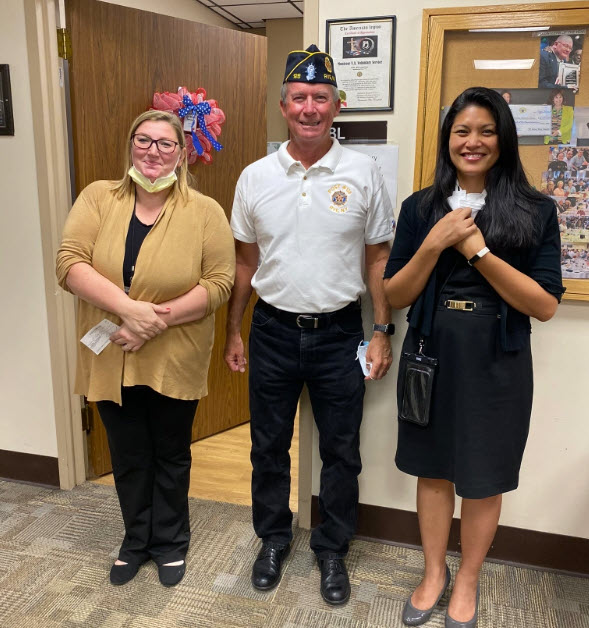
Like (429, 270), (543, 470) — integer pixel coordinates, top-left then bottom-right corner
(419, 259), (458, 353)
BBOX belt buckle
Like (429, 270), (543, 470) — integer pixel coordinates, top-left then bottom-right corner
(296, 314), (319, 329)
(444, 300), (476, 311)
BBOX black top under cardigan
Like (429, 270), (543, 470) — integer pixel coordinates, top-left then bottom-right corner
(384, 188), (566, 351)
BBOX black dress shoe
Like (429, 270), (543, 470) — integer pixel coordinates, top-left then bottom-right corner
(251, 543), (290, 590)
(318, 557), (351, 605)
(109, 561), (142, 586)
(158, 561), (186, 587)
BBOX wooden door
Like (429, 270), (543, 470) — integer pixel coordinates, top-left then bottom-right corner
(65, 0), (265, 476)
(414, 1), (589, 301)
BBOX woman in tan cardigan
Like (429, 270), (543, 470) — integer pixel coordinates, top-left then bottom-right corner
(56, 110), (235, 587)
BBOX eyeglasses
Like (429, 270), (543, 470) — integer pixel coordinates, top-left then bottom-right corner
(131, 134), (179, 154)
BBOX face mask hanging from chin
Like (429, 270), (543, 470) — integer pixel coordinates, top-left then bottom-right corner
(128, 155), (181, 194)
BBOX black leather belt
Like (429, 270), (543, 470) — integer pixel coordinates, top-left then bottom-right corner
(256, 298), (360, 329)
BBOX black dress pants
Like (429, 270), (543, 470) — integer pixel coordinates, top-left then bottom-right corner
(248, 301), (365, 559)
(97, 386), (198, 565)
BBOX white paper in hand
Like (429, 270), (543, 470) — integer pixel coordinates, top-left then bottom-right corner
(356, 340), (371, 377)
(80, 319), (121, 355)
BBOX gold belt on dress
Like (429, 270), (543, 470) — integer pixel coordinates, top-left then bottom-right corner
(444, 300), (476, 311)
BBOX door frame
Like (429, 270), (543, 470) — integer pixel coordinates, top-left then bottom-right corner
(24, 0), (86, 489)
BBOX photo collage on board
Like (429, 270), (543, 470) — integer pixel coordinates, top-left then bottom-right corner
(535, 30), (588, 277)
(494, 31), (586, 147)
(543, 144), (589, 279)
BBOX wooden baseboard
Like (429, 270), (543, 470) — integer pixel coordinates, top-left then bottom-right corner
(0, 449), (59, 488)
(311, 496), (588, 576)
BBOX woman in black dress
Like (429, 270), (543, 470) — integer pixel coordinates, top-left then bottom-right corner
(384, 87), (564, 627)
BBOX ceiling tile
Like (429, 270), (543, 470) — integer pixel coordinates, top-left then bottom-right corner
(218, 0), (291, 5)
(224, 2), (300, 21)
(210, 6), (241, 22)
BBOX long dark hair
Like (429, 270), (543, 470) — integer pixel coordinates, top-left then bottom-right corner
(422, 87), (543, 249)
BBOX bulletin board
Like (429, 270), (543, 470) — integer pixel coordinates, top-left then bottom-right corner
(415, 2), (589, 301)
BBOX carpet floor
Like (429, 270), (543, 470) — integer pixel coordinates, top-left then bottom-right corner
(0, 480), (587, 627)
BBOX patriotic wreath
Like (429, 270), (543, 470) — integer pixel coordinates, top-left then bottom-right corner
(151, 86), (225, 165)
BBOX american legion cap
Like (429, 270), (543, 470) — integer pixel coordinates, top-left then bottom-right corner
(283, 44), (337, 87)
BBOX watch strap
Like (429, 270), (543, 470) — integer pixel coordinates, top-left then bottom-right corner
(467, 246), (490, 266)
(373, 323), (395, 335)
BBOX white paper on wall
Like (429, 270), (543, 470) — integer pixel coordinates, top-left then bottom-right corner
(344, 143), (399, 210)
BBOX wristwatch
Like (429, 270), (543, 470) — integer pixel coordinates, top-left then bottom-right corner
(373, 323), (395, 335)
(467, 246), (490, 267)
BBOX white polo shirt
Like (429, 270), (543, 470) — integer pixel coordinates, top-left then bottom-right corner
(231, 139), (394, 313)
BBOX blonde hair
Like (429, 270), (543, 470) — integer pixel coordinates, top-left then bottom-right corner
(112, 110), (195, 200)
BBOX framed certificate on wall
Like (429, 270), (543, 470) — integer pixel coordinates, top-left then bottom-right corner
(326, 16), (396, 113)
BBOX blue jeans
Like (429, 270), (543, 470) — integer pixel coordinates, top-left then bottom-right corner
(249, 300), (365, 558)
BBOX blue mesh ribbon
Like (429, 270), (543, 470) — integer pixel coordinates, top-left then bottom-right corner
(178, 94), (223, 156)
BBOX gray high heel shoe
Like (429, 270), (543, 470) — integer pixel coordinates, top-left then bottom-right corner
(445, 582), (480, 627)
(402, 564), (451, 626)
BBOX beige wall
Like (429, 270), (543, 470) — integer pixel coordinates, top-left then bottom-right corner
(309, 0), (589, 540)
(266, 18), (303, 142)
(0, 0), (58, 457)
(0, 0), (238, 463)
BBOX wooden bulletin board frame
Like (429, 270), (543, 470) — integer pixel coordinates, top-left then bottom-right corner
(415, 2), (589, 302)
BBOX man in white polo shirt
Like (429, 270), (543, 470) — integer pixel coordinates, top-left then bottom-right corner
(224, 44), (394, 606)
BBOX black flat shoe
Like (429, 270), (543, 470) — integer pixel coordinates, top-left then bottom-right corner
(318, 557), (350, 605)
(251, 543), (291, 590)
(158, 561), (186, 587)
(109, 561), (142, 586)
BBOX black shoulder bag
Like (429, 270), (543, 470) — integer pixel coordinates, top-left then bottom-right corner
(398, 261), (457, 427)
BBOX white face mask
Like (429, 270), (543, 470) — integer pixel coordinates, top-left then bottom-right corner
(447, 183), (487, 219)
(128, 155), (181, 194)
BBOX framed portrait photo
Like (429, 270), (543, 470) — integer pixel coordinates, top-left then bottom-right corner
(326, 16), (396, 113)
(0, 65), (14, 136)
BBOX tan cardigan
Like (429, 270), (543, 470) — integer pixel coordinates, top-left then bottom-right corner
(56, 180), (235, 404)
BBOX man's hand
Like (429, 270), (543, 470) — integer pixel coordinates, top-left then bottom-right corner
(110, 324), (146, 352)
(224, 332), (247, 373)
(365, 333), (392, 380)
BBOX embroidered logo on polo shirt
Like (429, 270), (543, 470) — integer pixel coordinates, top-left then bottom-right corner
(328, 184), (352, 213)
